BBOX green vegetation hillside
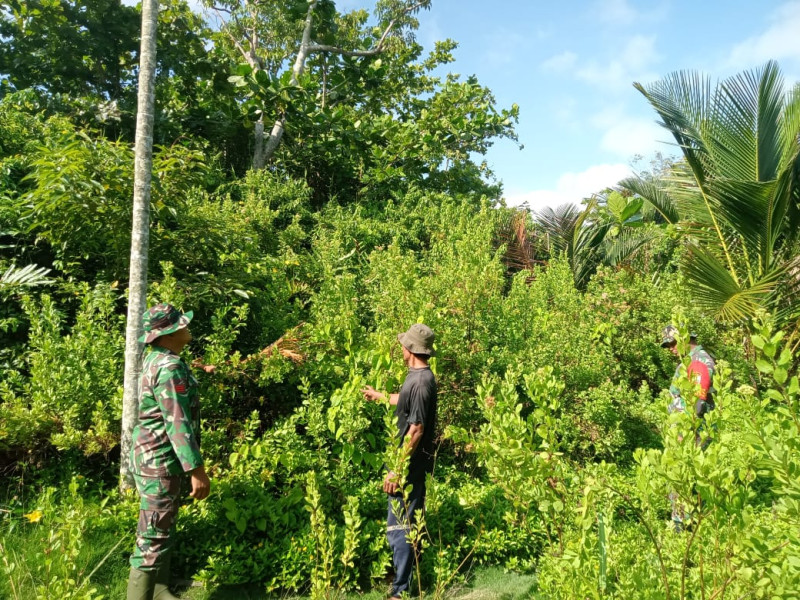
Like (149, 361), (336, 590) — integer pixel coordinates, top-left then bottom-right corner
(1, 1), (799, 599)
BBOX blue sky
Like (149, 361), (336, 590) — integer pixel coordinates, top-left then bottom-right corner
(337, 0), (800, 211)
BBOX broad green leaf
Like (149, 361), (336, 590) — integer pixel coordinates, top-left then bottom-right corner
(756, 359), (774, 374)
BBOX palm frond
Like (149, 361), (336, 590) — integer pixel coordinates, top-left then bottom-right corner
(656, 160), (717, 230)
(604, 227), (661, 267)
(635, 63), (800, 324)
(498, 209), (544, 272)
(682, 246), (783, 322)
(535, 202), (614, 288)
(535, 203), (582, 256)
(784, 154), (800, 248)
(574, 215), (610, 255)
(0, 264), (53, 291)
(768, 152), (800, 261)
(708, 178), (776, 271)
(634, 71), (712, 186)
(619, 176), (680, 224)
(775, 253), (800, 324)
(779, 83), (800, 243)
(711, 61), (785, 182)
(780, 81), (800, 166)
(572, 204), (611, 287)
(754, 61), (785, 181)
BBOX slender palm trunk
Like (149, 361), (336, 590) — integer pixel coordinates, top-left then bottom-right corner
(120, 0), (159, 491)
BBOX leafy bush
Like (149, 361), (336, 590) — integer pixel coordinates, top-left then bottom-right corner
(0, 284), (124, 456)
(535, 320), (800, 599)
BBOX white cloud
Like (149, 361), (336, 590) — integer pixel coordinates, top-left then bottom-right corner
(728, 1), (800, 68)
(600, 118), (667, 157)
(418, 16), (444, 52)
(538, 37), (661, 92)
(576, 35), (660, 89)
(503, 163), (634, 212)
(591, 107), (669, 158)
(541, 51), (578, 73)
(593, 0), (638, 26)
(482, 30), (531, 68)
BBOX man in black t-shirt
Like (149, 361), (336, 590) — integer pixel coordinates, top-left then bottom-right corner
(362, 323), (438, 599)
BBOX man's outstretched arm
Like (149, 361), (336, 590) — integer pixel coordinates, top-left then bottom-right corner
(362, 385), (399, 405)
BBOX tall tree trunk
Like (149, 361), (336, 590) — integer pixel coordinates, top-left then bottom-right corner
(120, 0), (159, 491)
(261, 117), (285, 166)
(253, 117), (265, 169)
(254, 116), (286, 169)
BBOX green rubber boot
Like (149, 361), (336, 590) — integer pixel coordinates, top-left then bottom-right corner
(153, 554), (181, 600)
(127, 567), (155, 600)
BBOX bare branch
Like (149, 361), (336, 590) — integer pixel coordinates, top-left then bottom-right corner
(304, 43), (388, 58)
(371, 0), (429, 51)
(261, 0), (431, 164)
(291, 0), (318, 83)
(211, 5), (255, 68)
(208, 4), (232, 15)
(247, 0), (261, 69)
(293, 0), (429, 81)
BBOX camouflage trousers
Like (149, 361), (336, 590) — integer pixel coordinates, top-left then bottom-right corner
(669, 491), (687, 529)
(130, 474), (182, 572)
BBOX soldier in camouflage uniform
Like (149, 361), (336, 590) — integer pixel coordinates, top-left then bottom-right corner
(127, 304), (210, 600)
(660, 324), (716, 531)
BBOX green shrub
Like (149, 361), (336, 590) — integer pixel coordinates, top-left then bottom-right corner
(0, 284), (123, 456)
(535, 320), (800, 599)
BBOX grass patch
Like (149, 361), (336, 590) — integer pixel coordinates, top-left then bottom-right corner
(451, 567), (537, 600)
(1, 530), (537, 600)
(0, 522), (131, 599)
(1, 491), (537, 600)
(173, 566), (536, 600)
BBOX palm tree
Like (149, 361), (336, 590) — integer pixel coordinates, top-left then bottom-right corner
(496, 208), (546, 275)
(622, 61), (800, 324)
(120, 0), (159, 490)
(532, 198), (658, 289)
(536, 202), (611, 288)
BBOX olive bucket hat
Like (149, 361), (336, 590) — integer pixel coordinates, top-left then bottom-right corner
(139, 303), (193, 344)
(397, 323), (435, 356)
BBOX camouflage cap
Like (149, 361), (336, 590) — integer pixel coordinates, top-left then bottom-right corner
(139, 303), (193, 344)
(398, 323), (435, 356)
(660, 324), (697, 347)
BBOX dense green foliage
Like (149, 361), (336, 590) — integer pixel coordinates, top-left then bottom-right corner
(1, 1), (800, 599)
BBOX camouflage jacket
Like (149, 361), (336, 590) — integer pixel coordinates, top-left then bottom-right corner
(131, 346), (203, 477)
(668, 345), (716, 416)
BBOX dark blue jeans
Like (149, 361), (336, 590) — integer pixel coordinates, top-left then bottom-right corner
(387, 477), (426, 596)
